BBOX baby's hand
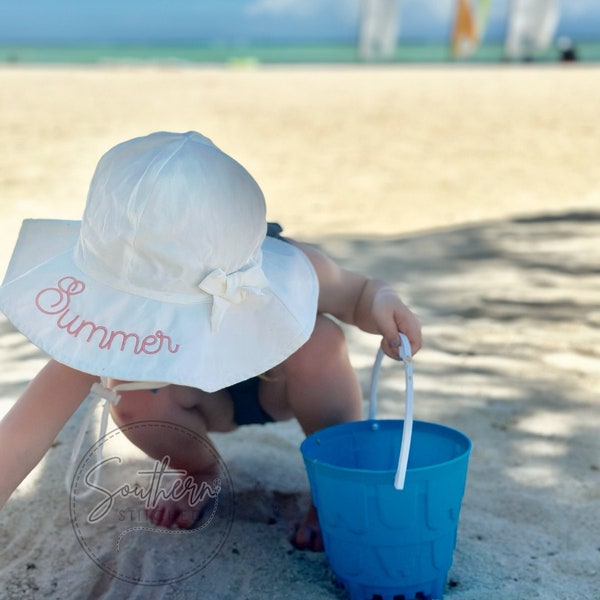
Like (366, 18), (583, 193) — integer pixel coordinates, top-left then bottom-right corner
(372, 288), (422, 360)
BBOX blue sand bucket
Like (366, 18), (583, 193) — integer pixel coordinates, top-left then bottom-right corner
(301, 335), (472, 600)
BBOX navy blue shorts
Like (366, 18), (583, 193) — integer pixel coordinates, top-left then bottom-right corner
(227, 377), (274, 426)
(226, 221), (284, 426)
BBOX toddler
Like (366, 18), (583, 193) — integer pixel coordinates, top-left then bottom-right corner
(0, 131), (421, 551)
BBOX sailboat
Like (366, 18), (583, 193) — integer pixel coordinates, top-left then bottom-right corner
(358, 0), (401, 60)
(504, 0), (561, 60)
(452, 0), (478, 58)
(451, 0), (493, 59)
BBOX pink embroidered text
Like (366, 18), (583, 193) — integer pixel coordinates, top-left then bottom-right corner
(35, 277), (180, 355)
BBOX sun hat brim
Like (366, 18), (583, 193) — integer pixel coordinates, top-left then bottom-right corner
(0, 219), (318, 392)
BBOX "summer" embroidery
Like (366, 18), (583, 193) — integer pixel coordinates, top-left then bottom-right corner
(35, 276), (180, 355)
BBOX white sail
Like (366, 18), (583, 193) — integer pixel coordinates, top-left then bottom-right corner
(358, 0), (401, 60)
(505, 0), (560, 60)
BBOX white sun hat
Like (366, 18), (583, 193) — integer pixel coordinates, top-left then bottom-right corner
(0, 131), (318, 392)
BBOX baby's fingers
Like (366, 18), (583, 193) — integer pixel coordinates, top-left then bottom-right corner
(381, 327), (421, 361)
(380, 336), (403, 360)
(394, 312), (422, 355)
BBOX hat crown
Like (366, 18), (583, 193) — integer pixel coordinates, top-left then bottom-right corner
(75, 131), (267, 300)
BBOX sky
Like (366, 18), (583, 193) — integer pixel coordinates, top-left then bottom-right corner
(0, 0), (598, 45)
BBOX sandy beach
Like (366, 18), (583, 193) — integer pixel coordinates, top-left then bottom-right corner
(0, 64), (599, 599)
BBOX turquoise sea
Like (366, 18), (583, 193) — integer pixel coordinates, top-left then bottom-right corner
(1, 41), (600, 65)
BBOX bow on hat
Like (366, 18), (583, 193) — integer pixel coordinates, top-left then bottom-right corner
(198, 262), (270, 331)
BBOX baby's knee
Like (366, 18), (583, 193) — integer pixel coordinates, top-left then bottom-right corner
(110, 388), (166, 425)
(309, 315), (348, 357)
(286, 315), (349, 376)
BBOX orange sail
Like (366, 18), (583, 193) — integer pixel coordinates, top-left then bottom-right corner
(452, 0), (478, 58)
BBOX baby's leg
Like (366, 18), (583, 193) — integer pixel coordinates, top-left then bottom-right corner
(260, 315), (362, 550)
(109, 384), (232, 529)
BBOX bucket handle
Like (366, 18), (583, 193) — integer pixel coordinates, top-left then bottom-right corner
(368, 333), (414, 490)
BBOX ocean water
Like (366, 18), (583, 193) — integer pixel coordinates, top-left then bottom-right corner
(1, 41), (599, 65)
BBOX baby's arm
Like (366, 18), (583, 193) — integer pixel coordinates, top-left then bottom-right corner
(0, 360), (96, 510)
(293, 241), (422, 358)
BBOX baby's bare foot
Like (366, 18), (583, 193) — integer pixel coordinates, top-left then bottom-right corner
(146, 469), (220, 529)
(292, 503), (324, 552)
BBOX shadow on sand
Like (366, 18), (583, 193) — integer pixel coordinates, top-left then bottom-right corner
(1, 210), (599, 599)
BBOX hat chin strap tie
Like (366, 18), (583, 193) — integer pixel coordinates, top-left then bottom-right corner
(198, 263), (270, 331)
(65, 379), (169, 499)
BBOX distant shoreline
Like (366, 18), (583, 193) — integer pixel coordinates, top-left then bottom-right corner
(1, 41), (599, 65)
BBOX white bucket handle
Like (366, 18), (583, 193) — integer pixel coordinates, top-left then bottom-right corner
(368, 333), (414, 490)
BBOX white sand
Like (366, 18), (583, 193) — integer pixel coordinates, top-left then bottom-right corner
(0, 65), (599, 599)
